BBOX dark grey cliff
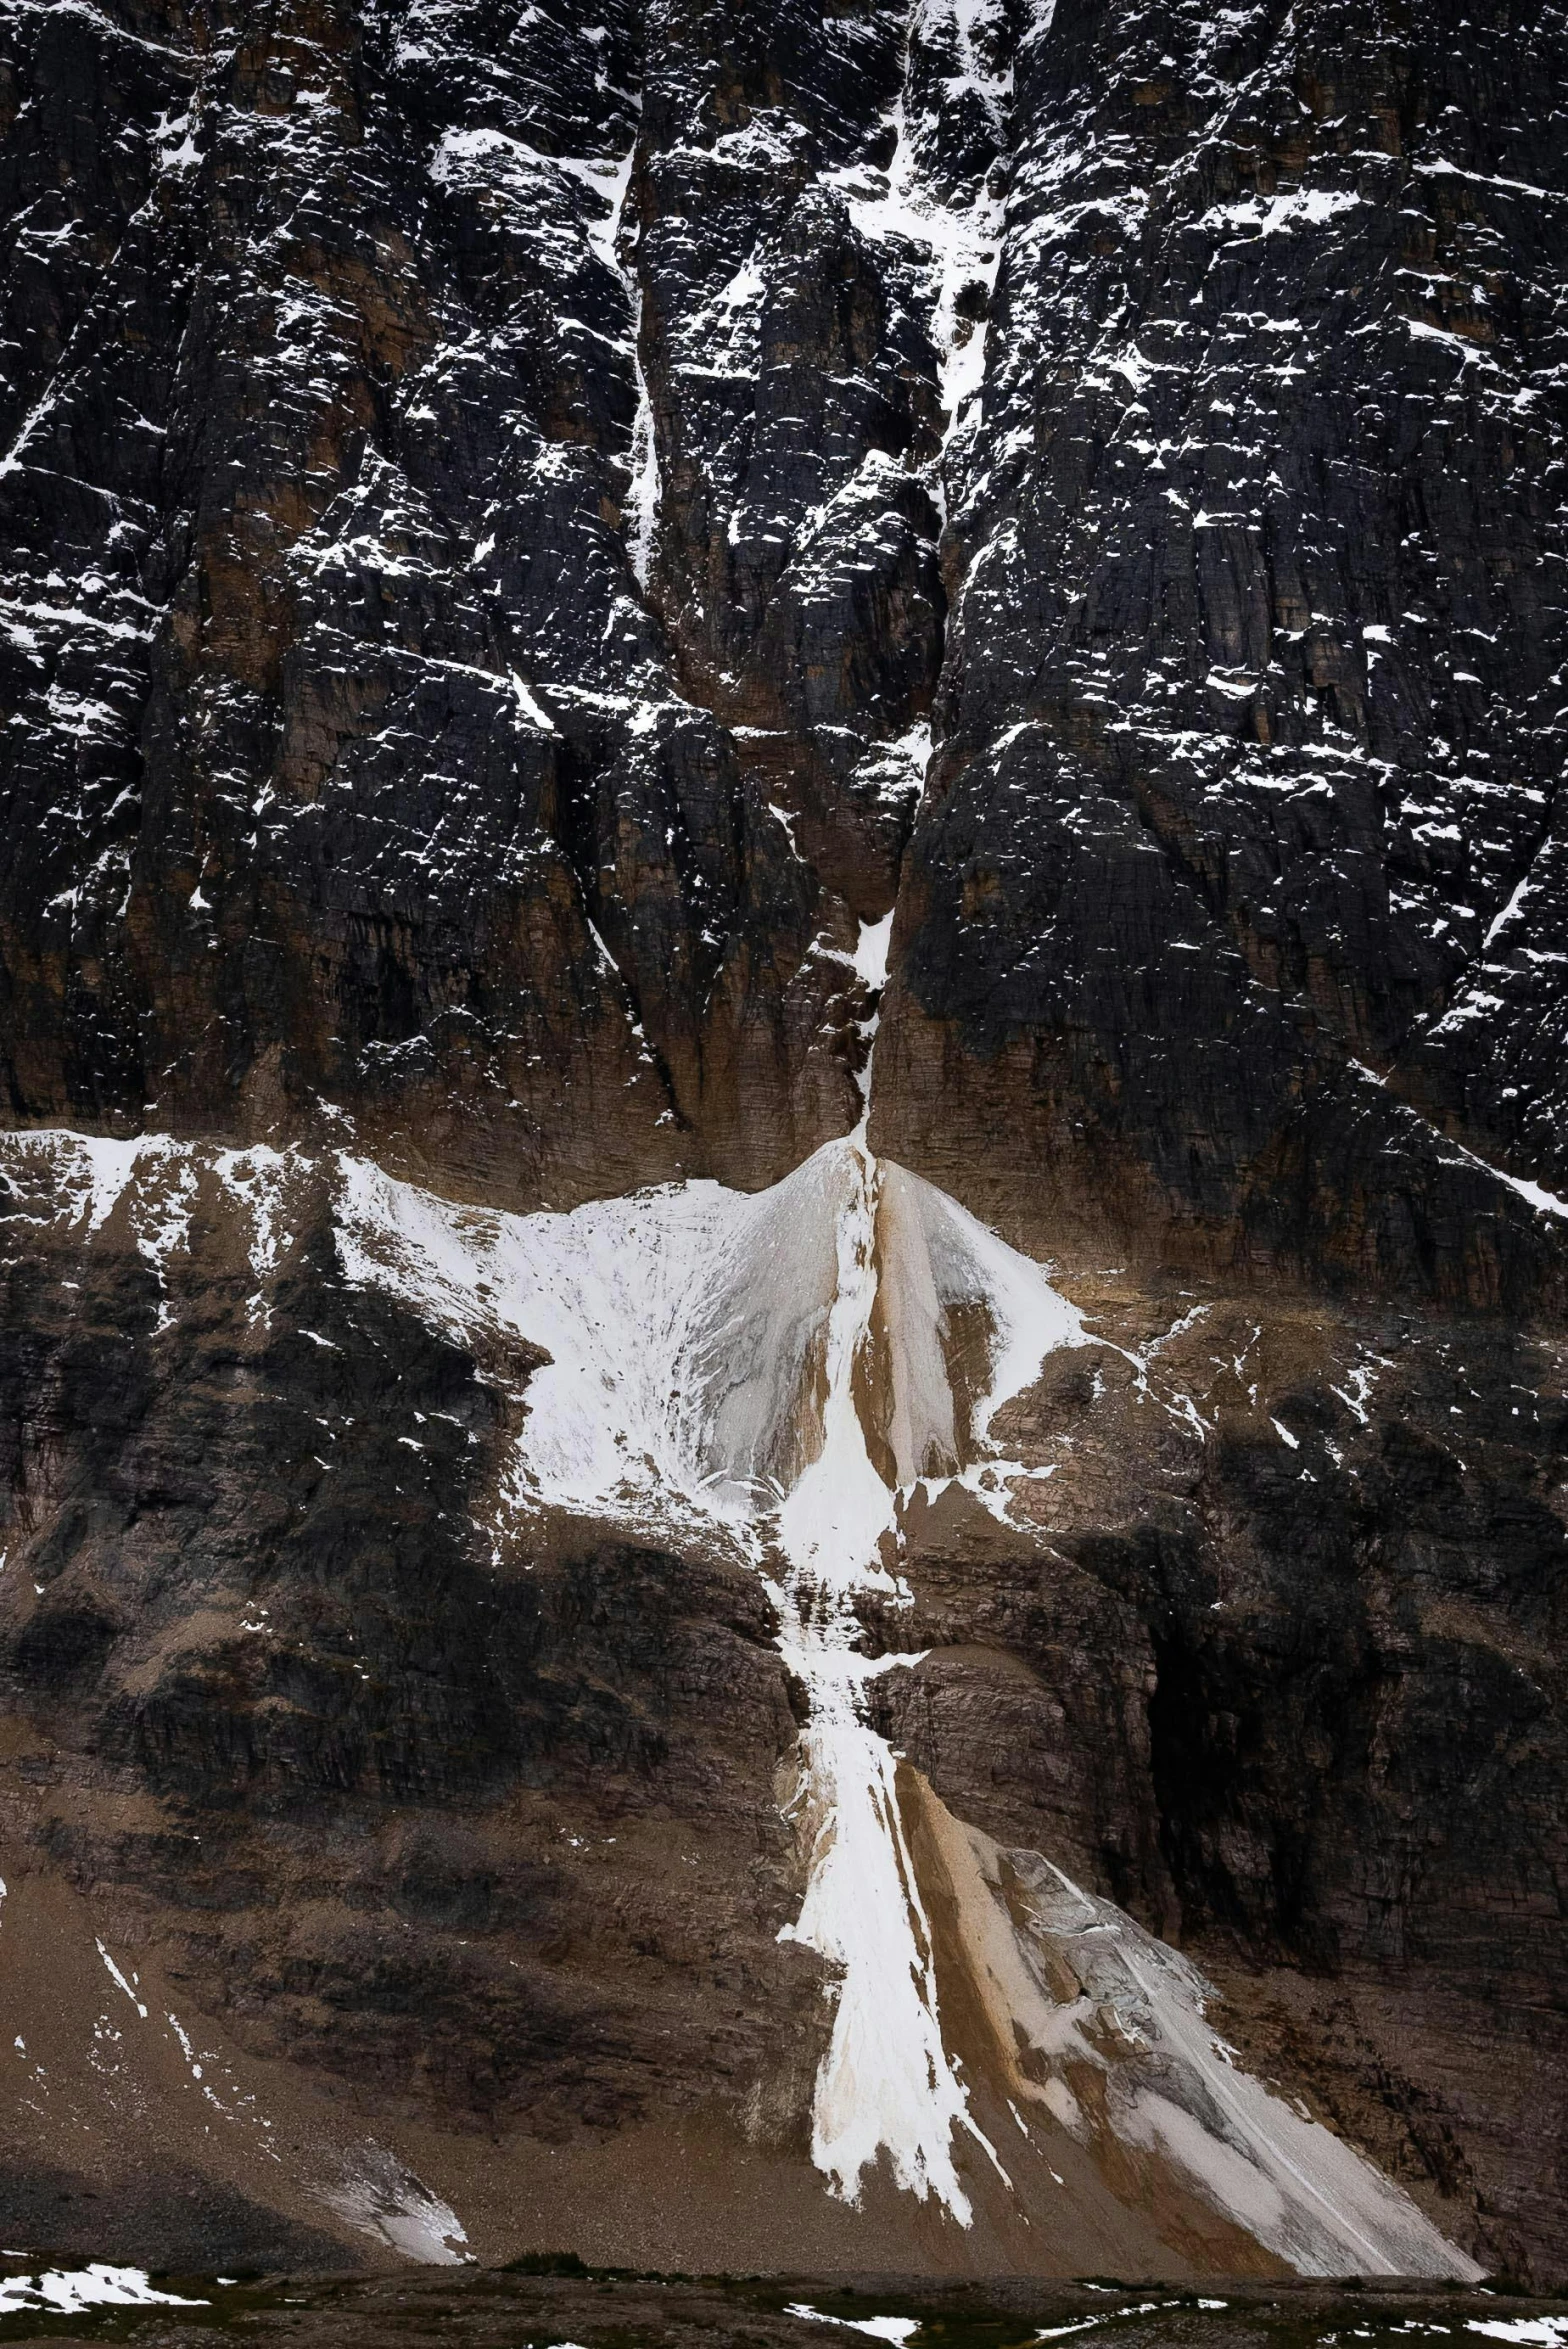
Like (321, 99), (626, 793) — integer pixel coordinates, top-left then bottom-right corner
(0, 0), (1565, 2290)
(874, 0), (1568, 1303)
(5, 0), (1566, 1285)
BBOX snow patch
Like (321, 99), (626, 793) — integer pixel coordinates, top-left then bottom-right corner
(96, 1939), (148, 2020)
(320, 2145), (470, 2265)
(852, 909), (894, 992)
(0, 2268), (206, 2318)
(784, 2306), (920, 2344)
(1466, 2325), (1568, 2347)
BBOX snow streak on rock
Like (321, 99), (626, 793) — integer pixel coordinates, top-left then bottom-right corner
(565, 141), (662, 589)
(823, 0), (1010, 490)
(0, 1120), (1493, 2268)
(925, 1815), (1483, 2277)
(320, 2144), (471, 2266)
(0, 1129), (303, 1325)
(328, 1132), (1475, 2271)
(336, 1132), (1080, 2218)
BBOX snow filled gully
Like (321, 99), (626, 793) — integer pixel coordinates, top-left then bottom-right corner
(337, 1129), (1085, 2227)
(8, 1119), (1481, 2276)
(331, 1126), (1479, 2280)
(767, 1140), (1044, 2222)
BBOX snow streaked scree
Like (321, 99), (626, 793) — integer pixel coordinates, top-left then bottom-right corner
(926, 1815), (1482, 2279)
(3, 1126), (1479, 2272)
(321, 2145), (471, 2266)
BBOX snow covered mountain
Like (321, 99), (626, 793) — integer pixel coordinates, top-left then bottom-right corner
(0, 0), (1563, 2286)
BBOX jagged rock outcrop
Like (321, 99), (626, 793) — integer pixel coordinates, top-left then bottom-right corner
(0, 0), (1564, 2292)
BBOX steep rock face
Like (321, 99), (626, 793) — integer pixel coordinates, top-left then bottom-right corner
(0, 0), (1565, 2293)
(0, 1159), (808, 2122)
(0, 0), (887, 1200)
(873, 0), (1568, 1299)
(0, 1142), (840, 2269)
(9, 0), (1565, 1278)
(869, 1295), (1568, 2277)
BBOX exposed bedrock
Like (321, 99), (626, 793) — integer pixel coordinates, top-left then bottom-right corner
(871, 0), (1568, 1303)
(0, 1135), (1561, 2275)
(5, 0), (1567, 1289)
(0, 0), (975, 1202)
(0, 0), (1565, 2292)
(867, 1301), (1568, 2279)
(0, 1148), (830, 2266)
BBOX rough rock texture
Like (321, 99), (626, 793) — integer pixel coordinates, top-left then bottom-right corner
(873, 0), (1568, 1302)
(0, 1156), (815, 2120)
(869, 1291), (1568, 2279)
(0, 0), (1565, 2292)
